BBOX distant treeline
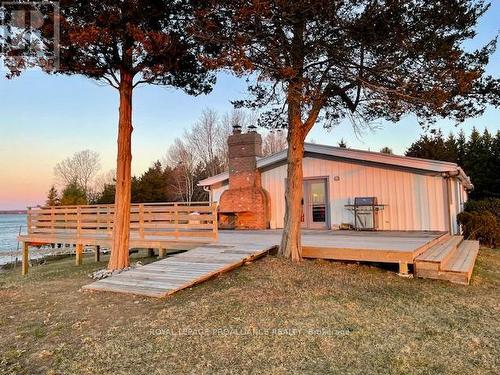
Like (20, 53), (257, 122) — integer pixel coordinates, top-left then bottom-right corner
(0, 210), (27, 215)
(405, 127), (500, 200)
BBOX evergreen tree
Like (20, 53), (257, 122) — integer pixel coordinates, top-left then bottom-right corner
(96, 184), (116, 204)
(5, 1), (218, 270)
(60, 181), (87, 206)
(482, 129), (497, 198)
(444, 133), (458, 162)
(405, 127), (498, 199)
(198, 0), (499, 260)
(491, 131), (500, 198)
(456, 129), (468, 168)
(131, 161), (178, 203)
(46, 186), (60, 206)
(465, 128), (487, 199)
(380, 147), (393, 155)
(405, 130), (453, 162)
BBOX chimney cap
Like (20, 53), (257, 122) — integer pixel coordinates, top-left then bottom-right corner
(232, 124), (242, 134)
(248, 124), (257, 132)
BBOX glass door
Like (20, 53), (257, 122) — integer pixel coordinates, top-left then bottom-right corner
(302, 179), (328, 229)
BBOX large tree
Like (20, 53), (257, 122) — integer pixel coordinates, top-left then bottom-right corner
(4, 1), (217, 270)
(199, 0), (500, 260)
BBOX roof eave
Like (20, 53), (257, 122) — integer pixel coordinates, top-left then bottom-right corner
(198, 143), (473, 188)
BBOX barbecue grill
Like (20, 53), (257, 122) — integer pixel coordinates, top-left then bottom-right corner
(345, 197), (386, 230)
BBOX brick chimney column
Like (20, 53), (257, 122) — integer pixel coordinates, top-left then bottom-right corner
(218, 127), (270, 229)
(228, 131), (262, 190)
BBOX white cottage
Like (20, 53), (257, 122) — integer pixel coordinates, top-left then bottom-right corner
(199, 129), (472, 235)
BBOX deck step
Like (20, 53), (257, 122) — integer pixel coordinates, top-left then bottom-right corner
(415, 239), (479, 285)
(439, 240), (480, 284)
(415, 235), (463, 266)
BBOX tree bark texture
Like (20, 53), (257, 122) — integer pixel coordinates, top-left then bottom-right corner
(279, 80), (306, 261)
(108, 70), (133, 270)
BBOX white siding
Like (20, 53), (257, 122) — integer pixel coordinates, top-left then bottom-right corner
(210, 182), (228, 204)
(260, 157), (451, 231)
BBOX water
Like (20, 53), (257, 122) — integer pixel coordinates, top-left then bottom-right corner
(0, 214), (26, 265)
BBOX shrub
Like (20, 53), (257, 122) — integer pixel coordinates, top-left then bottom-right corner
(457, 211), (500, 248)
(464, 198), (500, 222)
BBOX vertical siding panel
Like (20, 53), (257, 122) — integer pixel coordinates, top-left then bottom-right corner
(416, 175), (426, 230)
(382, 169), (391, 230)
(436, 177), (445, 231)
(390, 169), (399, 230)
(435, 177), (444, 230)
(259, 156), (451, 231)
(426, 176), (435, 230)
(411, 174), (420, 231)
(399, 172), (407, 230)
(427, 177), (435, 230)
(394, 172), (403, 230)
(403, 173), (412, 231)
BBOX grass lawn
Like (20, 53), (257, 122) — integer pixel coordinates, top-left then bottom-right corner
(0, 248), (499, 374)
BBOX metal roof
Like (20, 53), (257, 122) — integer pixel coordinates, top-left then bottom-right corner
(198, 143), (473, 189)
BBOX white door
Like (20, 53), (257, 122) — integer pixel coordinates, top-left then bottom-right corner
(301, 179), (328, 229)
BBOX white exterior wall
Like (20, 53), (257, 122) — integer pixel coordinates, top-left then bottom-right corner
(260, 157), (452, 232)
(211, 182), (228, 204)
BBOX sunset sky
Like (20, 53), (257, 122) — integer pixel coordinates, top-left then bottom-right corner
(1, 4), (499, 210)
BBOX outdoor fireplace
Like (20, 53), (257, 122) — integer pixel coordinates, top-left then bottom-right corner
(218, 126), (270, 230)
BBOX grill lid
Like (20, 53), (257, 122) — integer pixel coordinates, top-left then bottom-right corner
(354, 197), (377, 205)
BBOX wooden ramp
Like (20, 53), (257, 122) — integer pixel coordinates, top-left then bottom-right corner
(82, 242), (277, 298)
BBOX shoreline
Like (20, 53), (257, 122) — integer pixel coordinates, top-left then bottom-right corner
(0, 246), (108, 268)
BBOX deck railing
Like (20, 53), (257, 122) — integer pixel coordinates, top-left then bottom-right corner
(27, 202), (218, 240)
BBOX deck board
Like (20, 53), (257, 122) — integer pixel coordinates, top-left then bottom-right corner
(415, 236), (462, 262)
(443, 240), (479, 274)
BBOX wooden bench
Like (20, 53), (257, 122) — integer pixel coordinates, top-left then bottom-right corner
(18, 202), (218, 275)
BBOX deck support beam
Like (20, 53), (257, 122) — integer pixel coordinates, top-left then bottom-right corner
(398, 262), (409, 276)
(22, 242), (29, 276)
(158, 248), (167, 258)
(76, 244), (84, 266)
(148, 248), (155, 257)
(95, 245), (101, 262)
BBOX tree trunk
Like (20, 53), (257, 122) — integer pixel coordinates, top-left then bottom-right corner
(108, 71), (133, 270)
(279, 82), (306, 261)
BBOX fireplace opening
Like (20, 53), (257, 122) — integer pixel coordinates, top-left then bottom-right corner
(219, 213), (237, 230)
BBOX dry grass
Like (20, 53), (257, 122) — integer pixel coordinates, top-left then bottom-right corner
(0, 248), (499, 375)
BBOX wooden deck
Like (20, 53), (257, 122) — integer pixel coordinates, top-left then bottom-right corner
(18, 207), (479, 295)
(83, 230), (454, 298)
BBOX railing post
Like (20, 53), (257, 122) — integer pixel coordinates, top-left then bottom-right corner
(77, 206), (81, 240)
(22, 242), (29, 275)
(75, 243), (83, 266)
(96, 207), (100, 233)
(212, 202), (218, 240)
(174, 203), (179, 239)
(27, 207), (32, 235)
(107, 205), (111, 233)
(50, 207), (55, 236)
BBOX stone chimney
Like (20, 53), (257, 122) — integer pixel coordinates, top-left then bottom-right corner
(218, 125), (270, 229)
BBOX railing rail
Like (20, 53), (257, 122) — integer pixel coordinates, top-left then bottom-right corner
(26, 202), (218, 241)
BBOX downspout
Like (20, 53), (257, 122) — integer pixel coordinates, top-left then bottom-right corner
(203, 186), (212, 203)
(442, 170), (460, 235)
